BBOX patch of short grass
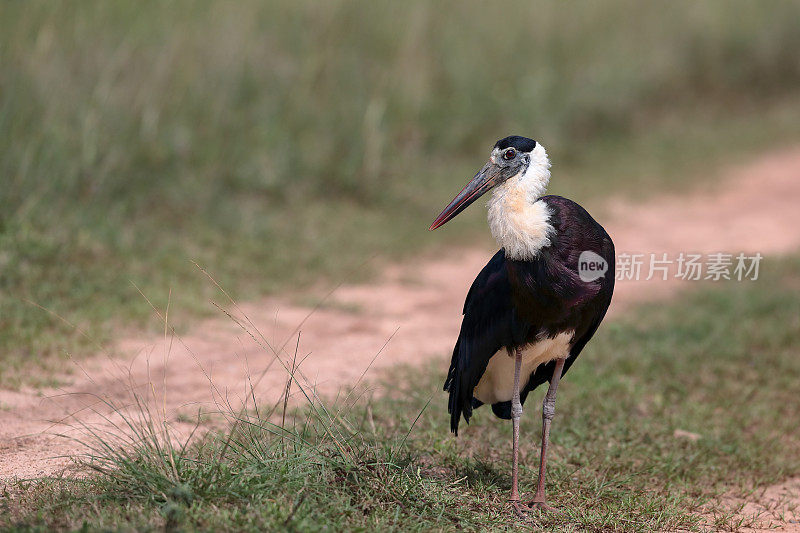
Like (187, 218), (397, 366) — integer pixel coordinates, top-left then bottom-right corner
(4, 256), (800, 531)
(4, 1), (800, 386)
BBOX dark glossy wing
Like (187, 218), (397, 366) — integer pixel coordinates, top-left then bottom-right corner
(519, 196), (616, 400)
(520, 277), (613, 403)
(443, 249), (530, 434)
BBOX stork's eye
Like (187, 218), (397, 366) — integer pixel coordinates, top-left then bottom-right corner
(503, 148), (516, 160)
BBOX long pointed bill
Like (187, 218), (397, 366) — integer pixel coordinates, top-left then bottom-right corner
(429, 161), (503, 231)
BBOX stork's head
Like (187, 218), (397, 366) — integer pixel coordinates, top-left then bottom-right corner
(429, 135), (550, 230)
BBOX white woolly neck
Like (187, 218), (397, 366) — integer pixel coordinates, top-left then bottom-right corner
(486, 143), (554, 260)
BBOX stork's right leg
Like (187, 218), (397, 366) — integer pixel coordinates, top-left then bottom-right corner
(524, 356), (566, 512)
(509, 347), (526, 516)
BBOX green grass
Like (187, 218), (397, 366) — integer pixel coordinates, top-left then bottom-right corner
(4, 256), (800, 532)
(4, 1), (800, 386)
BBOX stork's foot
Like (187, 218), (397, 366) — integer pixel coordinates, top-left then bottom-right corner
(510, 497), (559, 517)
(510, 500), (530, 518)
(523, 498), (558, 513)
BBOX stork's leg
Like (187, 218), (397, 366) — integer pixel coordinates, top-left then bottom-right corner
(509, 347), (524, 509)
(525, 357), (566, 511)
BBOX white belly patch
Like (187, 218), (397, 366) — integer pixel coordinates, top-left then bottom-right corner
(472, 331), (574, 405)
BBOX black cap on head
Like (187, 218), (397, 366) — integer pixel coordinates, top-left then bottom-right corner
(493, 135), (537, 152)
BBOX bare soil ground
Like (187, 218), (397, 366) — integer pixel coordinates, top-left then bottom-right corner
(3, 147), (800, 529)
(730, 476), (800, 532)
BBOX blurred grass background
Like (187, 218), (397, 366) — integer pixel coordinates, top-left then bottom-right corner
(3, 0), (800, 384)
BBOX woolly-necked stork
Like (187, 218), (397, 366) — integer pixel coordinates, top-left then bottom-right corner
(429, 136), (615, 513)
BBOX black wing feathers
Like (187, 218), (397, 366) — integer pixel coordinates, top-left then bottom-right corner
(443, 250), (529, 434)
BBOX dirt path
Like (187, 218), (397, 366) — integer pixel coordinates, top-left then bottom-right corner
(725, 476), (800, 532)
(3, 146), (800, 527)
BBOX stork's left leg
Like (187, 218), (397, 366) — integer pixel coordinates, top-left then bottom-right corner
(525, 357), (566, 511)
